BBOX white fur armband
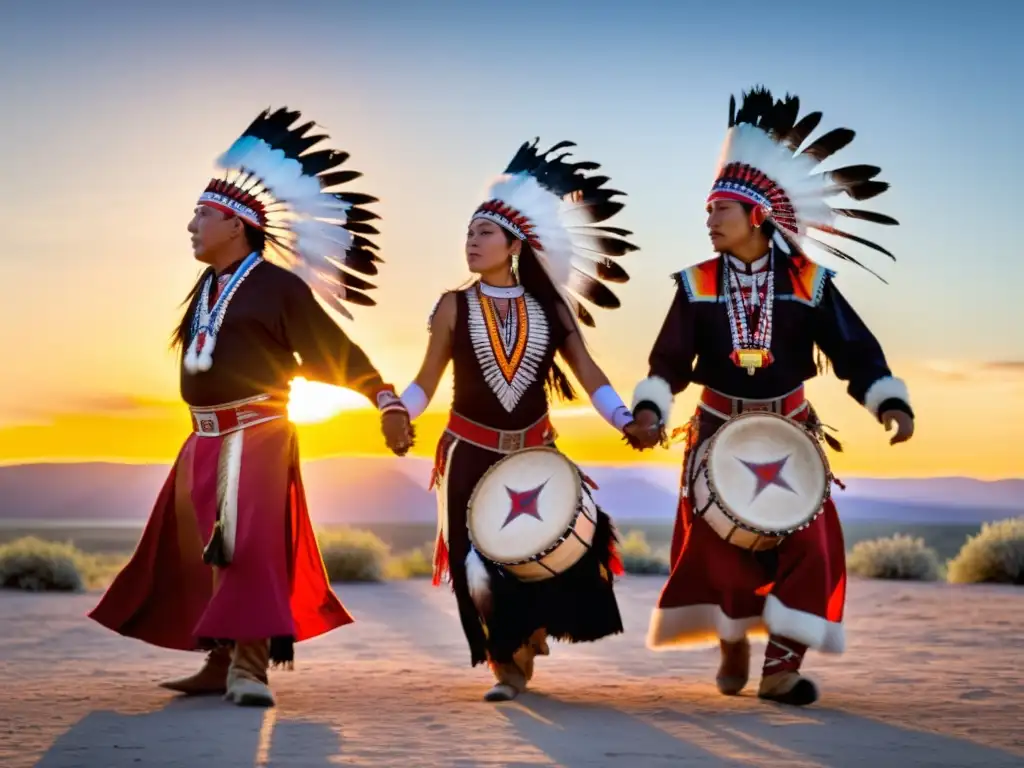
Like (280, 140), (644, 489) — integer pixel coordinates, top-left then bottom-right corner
(631, 376), (673, 424)
(590, 384), (633, 431)
(399, 382), (429, 421)
(863, 376), (911, 419)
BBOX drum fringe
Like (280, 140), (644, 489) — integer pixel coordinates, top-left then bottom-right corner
(466, 547), (492, 616)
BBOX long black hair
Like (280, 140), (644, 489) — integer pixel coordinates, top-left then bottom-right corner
(501, 230), (578, 402)
(170, 221), (266, 351)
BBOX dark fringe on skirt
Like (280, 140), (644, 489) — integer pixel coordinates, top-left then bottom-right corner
(269, 635), (295, 667)
(467, 507), (624, 666)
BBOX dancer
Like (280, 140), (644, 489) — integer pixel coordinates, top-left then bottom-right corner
(89, 107), (410, 707)
(629, 86), (915, 706)
(385, 139), (646, 701)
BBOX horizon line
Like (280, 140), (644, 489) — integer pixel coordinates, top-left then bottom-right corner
(0, 455), (1020, 482)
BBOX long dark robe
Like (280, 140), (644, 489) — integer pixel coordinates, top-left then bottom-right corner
(89, 257), (390, 662)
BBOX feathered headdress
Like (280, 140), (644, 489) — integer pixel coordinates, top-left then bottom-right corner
(472, 139), (639, 326)
(707, 86), (898, 279)
(198, 106), (382, 318)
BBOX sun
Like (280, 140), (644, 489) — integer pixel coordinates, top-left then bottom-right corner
(287, 377), (370, 424)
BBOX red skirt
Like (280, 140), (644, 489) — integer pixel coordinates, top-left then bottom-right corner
(88, 419), (352, 656)
(648, 407), (847, 655)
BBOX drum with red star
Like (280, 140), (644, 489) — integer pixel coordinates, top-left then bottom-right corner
(687, 411), (834, 551)
(466, 446), (599, 581)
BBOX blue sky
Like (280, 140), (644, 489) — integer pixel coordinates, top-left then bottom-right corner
(1, 0), (1022, 411)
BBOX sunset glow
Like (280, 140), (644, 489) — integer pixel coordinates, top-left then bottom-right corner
(287, 378), (369, 425)
(1, 5), (1020, 481)
(1, 360), (1021, 479)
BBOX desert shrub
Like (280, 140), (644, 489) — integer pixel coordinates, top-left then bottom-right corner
(617, 529), (671, 575)
(947, 517), (1024, 585)
(847, 534), (941, 581)
(317, 527), (391, 583)
(0, 537), (86, 592)
(385, 545), (434, 580)
(75, 552), (130, 589)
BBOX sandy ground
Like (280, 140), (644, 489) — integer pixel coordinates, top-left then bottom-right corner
(0, 577), (1021, 768)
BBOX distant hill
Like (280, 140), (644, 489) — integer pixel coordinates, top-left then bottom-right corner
(0, 457), (1019, 526)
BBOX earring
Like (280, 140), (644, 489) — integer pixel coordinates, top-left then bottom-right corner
(511, 252), (521, 282)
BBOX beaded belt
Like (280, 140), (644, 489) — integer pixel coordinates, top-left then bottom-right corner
(445, 412), (555, 454)
(698, 385), (808, 420)
(189, 394), (287, 437)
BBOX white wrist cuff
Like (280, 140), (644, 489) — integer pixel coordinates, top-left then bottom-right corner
(399, 382), (429, 421)
(591, 384), (633, 431)
(863, 376), (910, 419)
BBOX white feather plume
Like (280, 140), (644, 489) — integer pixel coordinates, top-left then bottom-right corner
(477, 172), (603, 321)
(715, 124), (835, 238)
(203, 107), (382, 322)
(706, 89), (899, 278)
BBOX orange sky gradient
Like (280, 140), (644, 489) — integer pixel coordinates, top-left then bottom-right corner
(2, 360), (1021, 479)
(3, 8), (1022, 481)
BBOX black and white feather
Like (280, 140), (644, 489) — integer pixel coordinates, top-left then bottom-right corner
(209, 106), (382, 319)
(475, 138), (639, 327)
(709, 86), (898, 279)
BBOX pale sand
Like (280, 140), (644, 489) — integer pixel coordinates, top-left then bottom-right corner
(0, 577), (1021, 767)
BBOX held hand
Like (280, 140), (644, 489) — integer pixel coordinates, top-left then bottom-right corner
(381, 409), (414, 456)
(881, 409), (914, 445)
(623, 409), (662, 450)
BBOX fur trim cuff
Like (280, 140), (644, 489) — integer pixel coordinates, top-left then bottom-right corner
(863, 376), (910, 419)
(631, 376), (673, 424)
(646, 604), (767, 650)
(646, 597), (845, 654)
(763, 595), (845, 654)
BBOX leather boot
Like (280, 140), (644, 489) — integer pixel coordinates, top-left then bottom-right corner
(716, 637), (750, 696)
(484, 658), (528, 702)
(224, 640), (275, 707)
(484, 628), (550, 702)
(757, 635), (818, 706)
(512, 628), (550, 685)
(159, 646), (231, 695)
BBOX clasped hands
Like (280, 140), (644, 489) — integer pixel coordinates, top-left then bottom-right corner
(381, 409), (415, 456)
(622, 409), (663, 451)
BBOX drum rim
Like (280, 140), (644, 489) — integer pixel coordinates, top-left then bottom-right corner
(699, 410), (833, 537)
(478, 501), (596, 567)
(466, 445), (589, 566)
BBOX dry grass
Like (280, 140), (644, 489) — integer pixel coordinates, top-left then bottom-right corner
(847, 533), (942, 581)
(0, 536), (123, 592)
(946, 517), (1024, 585)
(616, 529), (671, 575)
(317, 527), (437, 582)
(6, 519), (1019, 591)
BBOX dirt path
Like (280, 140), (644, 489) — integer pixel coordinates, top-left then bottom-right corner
(0, 577), (1021, 767)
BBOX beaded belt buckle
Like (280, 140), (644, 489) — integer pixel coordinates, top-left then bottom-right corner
(740, 400), (776, 414)
(192, 411), (221, 435)
(498, 430), (525, 452)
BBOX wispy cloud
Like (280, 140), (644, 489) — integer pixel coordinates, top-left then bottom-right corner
(919, 360), (1024, 381)
(27, 394), (181, 420)
(0, 407), (56, 429)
